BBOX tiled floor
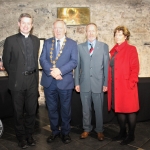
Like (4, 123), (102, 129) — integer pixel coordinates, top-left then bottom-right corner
(0, 105), (150, 150)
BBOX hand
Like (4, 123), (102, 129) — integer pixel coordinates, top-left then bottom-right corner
(50, 68), (61, 78)
(103, 86), (108, 92)
(55, 74), (63, 80)
(75, 85), (80, 92)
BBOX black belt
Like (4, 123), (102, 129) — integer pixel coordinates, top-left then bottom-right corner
(22, 70), (36, 75)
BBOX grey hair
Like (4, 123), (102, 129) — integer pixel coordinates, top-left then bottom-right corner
(52, 18), (67, 30)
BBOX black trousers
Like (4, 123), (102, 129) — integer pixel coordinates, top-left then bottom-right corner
(11, 74), (38, 141)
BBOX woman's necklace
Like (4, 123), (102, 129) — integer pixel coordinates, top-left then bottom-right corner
(50, 38), (66, 68)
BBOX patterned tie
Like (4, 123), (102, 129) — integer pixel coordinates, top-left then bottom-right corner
(56, 40), (60, 57)
(89, 43), (94, 56)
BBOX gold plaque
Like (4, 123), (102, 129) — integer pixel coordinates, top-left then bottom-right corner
(57, 7), (90, 25)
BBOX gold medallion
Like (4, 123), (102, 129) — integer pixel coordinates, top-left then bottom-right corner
(49, 38), (66, 68)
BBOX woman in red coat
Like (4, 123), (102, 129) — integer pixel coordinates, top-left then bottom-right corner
(108, 26), (139, 145)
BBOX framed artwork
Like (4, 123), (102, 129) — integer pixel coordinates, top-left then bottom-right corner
(0, 119), (3, 137)
(38, 38), (45, 70)
(57, 7), (90, 25)
(0, 56), (5, 71)
(0, 40), (5, 71)
(0, 41), (8, 76)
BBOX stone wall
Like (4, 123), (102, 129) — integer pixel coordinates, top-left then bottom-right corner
(0, 0), (150, 103)
(1, 0), (150, 76)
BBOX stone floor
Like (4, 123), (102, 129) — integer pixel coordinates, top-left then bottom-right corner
(0, 105), (150, 150)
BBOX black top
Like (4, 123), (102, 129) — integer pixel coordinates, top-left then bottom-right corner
(110, 51), (118, 109)
(20, 33), (35, 71)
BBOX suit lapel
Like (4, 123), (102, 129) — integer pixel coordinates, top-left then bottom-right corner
(49, 38), (55, 59)
(82, 42), (89, 56)
(92, 41), (100, 57)
(63, 37), (68, 51)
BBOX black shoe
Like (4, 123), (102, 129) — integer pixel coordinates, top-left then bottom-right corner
(120, 136), (134, 145)
(62, 134), (71, 144)
(47, 134), (60, 143)
(112, 133), (127, 141)
(27, 136), (36, 146)
(112, 129), (127, 141)
(18, 140), (28, 149)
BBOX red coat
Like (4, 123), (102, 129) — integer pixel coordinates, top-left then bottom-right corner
(107, 41), (140, 113)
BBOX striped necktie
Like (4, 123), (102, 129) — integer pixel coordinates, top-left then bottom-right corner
(89, 43), (94, 56)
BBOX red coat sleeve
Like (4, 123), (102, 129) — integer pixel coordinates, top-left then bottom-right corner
(128, 46), (139, 88)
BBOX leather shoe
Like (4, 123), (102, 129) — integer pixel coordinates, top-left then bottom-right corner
(97, 132), (104, 141)
(18, 140), (28, 149)
(62, 134), (71, 144)
(47, 134), (60, 143)
(80, 131), (89, 139)
(26, 136), (36, 146)
(120, 136), (134, 145)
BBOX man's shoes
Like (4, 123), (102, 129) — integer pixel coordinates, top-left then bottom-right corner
(97, 132), (104, 141)
(18, 140), (28, 149)
(120, 135), (134, 145)
(80, 131), (89, 139)
(47, 134), (60, 143)
(62, 134), (71, 144)
(26, 136), (36, 146)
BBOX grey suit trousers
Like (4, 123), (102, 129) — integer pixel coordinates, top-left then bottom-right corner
(80, 91), (104, 133)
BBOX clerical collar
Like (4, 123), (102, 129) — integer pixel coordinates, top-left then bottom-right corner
(20, 32), (29, 38)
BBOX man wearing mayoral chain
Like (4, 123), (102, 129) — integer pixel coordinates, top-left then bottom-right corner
(40, 19), (78, 144)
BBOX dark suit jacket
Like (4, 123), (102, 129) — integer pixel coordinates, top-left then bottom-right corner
(40, 37), (78, 90)
(3, 33), (40, 91)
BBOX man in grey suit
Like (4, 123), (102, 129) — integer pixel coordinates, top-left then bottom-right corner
(74, 23), (109, 141)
